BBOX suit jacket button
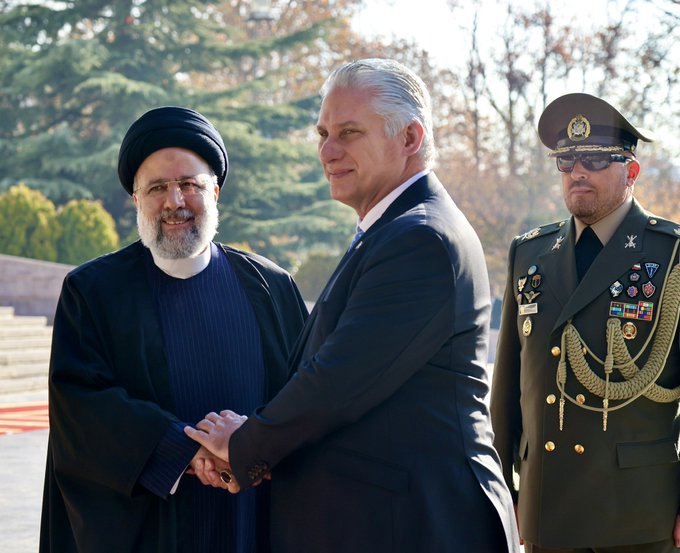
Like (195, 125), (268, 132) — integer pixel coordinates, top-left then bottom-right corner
(545, 441), (556, 452)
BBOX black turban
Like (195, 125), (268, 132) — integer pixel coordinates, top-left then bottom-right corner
(117, 106), (228, 195)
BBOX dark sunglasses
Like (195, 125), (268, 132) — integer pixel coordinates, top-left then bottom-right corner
(556, 153), (631, 173)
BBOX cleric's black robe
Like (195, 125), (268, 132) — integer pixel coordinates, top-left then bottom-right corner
(39, 241), (307, 553)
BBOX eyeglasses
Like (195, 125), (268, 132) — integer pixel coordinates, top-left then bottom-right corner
(134, 177), (212, 199)
(555, 153), (631, 173)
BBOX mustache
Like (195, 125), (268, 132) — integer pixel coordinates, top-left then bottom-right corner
(158, 208), (194, 223)
(568, 180), (593, 189)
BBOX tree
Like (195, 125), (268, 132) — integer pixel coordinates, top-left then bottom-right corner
(56, 199), (120, 265)
(431, 0), (680, 294)
(0, 184), (61, 261)
(0, 0), (367, 271)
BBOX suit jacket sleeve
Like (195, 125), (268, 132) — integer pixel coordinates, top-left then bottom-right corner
(230, 225), (461, 486)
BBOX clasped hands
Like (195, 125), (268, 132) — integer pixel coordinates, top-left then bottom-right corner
(185, 410), (267, 493)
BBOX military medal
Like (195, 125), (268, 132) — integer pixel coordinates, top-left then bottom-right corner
(644, 263), (659, 278)
(610, 281), (624, 298)
(517, 276), (527, 293)
(522, 317), (532, 336)
(519, 303), (538, 316)
(642, 281), (656, 298)
(627, 286), (639, 298)
(524, 290), (541, 303)
(622, 322), (637, 339)
(609, 301), (654, 321)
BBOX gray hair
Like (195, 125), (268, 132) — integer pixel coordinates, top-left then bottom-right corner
(320, 58), (436, 168)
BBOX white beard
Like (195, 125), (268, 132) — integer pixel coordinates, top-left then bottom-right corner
(137, 201), (219, 259)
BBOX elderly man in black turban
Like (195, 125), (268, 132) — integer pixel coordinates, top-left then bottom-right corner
(40, 106), (308, 553)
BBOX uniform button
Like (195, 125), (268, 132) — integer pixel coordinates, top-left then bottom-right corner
(545, 441), (556, 452)
(546, 394), (556, 405)
(576, 394), (586, 404)
(574, 444), (585, 455)
(551, 346), (561, 357)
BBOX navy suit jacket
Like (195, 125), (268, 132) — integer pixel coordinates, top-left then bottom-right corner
(231, 174), (520, 553)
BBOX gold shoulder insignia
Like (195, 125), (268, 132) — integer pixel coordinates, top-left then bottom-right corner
(520, 228), (541, 241)
(646, 216), (680, 237)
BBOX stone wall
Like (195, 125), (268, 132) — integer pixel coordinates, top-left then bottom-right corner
(0, 254), (74, 324)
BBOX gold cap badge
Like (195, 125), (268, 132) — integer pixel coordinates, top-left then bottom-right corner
(567, 114), (591, 142)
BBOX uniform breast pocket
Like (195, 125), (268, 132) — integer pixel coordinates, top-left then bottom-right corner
(617, 438), (680, 468)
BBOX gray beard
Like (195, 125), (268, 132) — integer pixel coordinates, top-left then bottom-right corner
(137, 202), (219, 259)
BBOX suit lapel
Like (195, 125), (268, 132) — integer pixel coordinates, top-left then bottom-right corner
(553, 201), (650, 330)
(288, 174), (436, 372)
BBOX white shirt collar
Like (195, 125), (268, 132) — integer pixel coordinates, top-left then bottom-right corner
(148, 242), (212, 279)
(357, 169), (430, 232)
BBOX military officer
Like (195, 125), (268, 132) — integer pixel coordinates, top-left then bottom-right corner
(491, 92), (680, 553)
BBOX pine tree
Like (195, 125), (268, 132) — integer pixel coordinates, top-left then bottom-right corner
(0, 0), (362, 271)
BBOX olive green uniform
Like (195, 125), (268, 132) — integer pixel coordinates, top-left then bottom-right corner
(491, 199), (680, 549)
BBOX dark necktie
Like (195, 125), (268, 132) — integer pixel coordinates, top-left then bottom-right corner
(575, 226), (602, 281)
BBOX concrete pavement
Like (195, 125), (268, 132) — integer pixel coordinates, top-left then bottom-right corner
(0, 330), (501, 553)
(1, 390), (48, 553)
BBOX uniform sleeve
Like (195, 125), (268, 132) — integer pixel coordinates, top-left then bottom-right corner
(490, 239), (523, 501)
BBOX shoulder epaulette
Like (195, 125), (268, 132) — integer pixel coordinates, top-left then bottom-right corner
(646, 215), (680, 238)
(515, 219), (567, 243)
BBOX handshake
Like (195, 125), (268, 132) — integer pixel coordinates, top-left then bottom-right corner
(184, 410), (267, 493)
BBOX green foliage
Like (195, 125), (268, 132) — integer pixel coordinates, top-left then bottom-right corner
(292, 252), (344, 302)
(0, 0), (361, 272)
(0, 183), (61, 261)
(56, 199), (120, 265)
(0, 184), (120, 265)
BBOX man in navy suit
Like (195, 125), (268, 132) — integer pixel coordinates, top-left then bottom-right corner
(187, 58), (519, 553)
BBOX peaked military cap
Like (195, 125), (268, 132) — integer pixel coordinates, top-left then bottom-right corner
(538, 93), (654, 157)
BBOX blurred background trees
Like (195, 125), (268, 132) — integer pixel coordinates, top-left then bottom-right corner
(0, 184), (119, 264)
(0, 0), (678, 299)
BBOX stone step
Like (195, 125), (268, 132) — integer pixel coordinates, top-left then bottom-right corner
(0, 306), (14, 319)
(0, 308), (52, 396)
(0, 349), (51, 366)
(0, 315), (48, 327)
(0, 325), (53, 338)
(0, 335), (52, 349)
(0, 374), (48, 395)
(0, 361), (48, 379)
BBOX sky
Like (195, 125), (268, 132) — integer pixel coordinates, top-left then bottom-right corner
(351, 0), (674, 69)
(351, 0), (680, 149)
